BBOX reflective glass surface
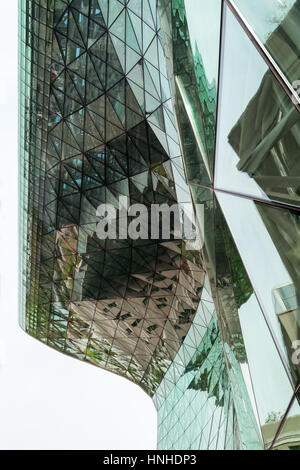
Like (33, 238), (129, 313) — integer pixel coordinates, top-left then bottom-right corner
(19, 0), (205, 396)
(256, 201), (300, 386)
(233, 0), (300, 90)
(267, 393), (300, 450)
(158, 0), (222, 184)
(215, 5), (300, 208)
(155, 277), (261, 450)
(19, 0), (300, 451)
(214, 197), (295, 446)
(216, 191), (300, 384)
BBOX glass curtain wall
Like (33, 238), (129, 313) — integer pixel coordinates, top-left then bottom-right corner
(19, 0), (300, 450)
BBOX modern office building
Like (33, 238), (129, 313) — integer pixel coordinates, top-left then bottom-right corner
(19, 0), (300, 450)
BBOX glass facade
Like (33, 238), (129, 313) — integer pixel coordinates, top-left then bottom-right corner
(19, 0), (300, 450)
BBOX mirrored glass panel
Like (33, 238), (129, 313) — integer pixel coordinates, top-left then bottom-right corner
(19, 0), (208, 397)
(184, 0), (222, 178)
(255, 201), (300, 386)
(215, 5), (300, 208)
(214, 197), (295, 448)
(158, 0), (222, 184)
(264, 392), (300, 450)
(216, 190), (300, 387)
(19, 0), (300, 451)
(232, 0), (300, 92)
(155, 277), (260, 450)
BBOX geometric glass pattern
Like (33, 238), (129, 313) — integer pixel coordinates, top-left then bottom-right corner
(19, 0), (300, 450)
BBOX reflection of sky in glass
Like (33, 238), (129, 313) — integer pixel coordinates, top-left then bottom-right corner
(184, 0), (221, 85)
(215, 5), (300, 425)
(240, 294), (294, 424)
(215, 6), (270, 199)
(217, 191), (300, 423)
(218, 192), (291, 350)
(185, 0), (300, 442)
(233, 0), (296, 40)
(216, 6), (299, 379)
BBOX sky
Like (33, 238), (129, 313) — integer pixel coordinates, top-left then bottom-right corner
(0, 1), (157, 450)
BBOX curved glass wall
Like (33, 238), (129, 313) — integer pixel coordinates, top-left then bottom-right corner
(19, 0), (300, 450)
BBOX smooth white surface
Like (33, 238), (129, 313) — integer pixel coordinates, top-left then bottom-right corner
(0, 1), (157, 450)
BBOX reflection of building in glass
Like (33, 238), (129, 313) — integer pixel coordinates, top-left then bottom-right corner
(19, 0), (300, 450)
(262, 414), (300, 450)
(273, 283), (299, 316)
(228, 2), (300, 207)
(273, 283), (300, 383)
